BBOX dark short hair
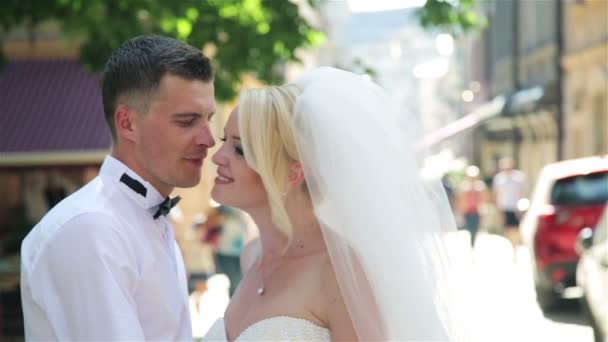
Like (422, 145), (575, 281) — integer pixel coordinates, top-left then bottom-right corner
(101, 34), (213, 139)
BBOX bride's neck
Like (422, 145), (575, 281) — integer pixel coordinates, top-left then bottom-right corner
(247, 204), (324, 263)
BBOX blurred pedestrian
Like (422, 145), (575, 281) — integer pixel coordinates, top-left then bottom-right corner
(189, 273), (230, 340)
(188, 275), (208, 339)
(492, 157), (526, 253)
(187, 213), (212, 289)
(457, 165), (486, 247)
(201, 205), (251, 296)
(196, 274), (230, 337)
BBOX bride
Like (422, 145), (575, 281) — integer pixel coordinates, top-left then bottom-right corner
(204, 67), (468, 341)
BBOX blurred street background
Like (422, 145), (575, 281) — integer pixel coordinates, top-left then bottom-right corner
(1, 0), (606, 341)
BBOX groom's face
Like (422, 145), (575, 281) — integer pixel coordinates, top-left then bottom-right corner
(132, 74), (216, 195)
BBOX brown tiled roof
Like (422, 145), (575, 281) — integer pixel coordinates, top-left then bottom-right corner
(0, 59), (111, 154)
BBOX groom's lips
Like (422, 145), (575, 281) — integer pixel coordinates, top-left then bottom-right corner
(184, 154), (206, 167)
(186, 158), (203, 167)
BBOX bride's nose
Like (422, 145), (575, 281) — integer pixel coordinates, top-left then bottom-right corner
(211, 144), (227, 166)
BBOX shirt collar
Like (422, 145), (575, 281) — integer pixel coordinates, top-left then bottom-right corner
(99, 155), (166, 211)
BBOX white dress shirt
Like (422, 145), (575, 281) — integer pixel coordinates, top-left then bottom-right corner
(20, 156), (192, 341)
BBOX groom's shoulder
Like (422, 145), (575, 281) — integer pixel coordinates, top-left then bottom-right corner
(39, 176), (121, 224)
(21, 177), (127, 262)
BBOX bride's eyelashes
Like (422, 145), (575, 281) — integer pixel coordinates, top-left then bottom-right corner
(219, 136), (245, 157)
(235, 145), (244, 157)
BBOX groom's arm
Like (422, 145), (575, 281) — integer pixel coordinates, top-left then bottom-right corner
(23, 212), (145, 340)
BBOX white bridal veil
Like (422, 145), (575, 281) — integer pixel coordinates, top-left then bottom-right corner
(293, 67), (472, 341)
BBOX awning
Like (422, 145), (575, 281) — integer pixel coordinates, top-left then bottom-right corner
(417, 82), (559, 148)
(482, 83), (559, 138)
(0, 59), (111, 167)
(505, 83), (559, 115)
(0, 150), (108, 167)
(417, 95), (507, 149)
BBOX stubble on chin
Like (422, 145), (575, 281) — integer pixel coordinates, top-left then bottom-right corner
(179, 168), (203, 188)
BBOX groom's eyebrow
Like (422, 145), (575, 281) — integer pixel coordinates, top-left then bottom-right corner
(231, 135), (241, 140)
(171, 112), (200, 118)
(171, 111), (215, 120)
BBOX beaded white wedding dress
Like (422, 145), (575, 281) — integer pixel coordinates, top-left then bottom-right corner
(203, 316), (330, 341)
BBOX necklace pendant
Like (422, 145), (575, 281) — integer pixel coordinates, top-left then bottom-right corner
(257, 287), (265, 295)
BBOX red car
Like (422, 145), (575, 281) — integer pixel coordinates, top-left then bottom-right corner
(520, 155), (608, 311)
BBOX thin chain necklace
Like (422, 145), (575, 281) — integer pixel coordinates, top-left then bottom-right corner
(256, 256), (282, 296)
(255, 237), (323, 296)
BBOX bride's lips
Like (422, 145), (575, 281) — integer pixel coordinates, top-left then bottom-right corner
(215, 171), (234, 185)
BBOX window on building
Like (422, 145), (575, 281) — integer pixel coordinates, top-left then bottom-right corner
(573, 128), (583, 158)
(593, 94), (607, 154)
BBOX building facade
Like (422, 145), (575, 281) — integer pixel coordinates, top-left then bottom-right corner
(562, 0), (608, 159)
(449, 0), (564, 194)
(457, 0), (607, 189)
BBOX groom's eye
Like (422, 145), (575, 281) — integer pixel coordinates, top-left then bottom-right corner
(176, 119), (196, 127)
(177, 120), (194, 127)
(172, 113), (203, 127)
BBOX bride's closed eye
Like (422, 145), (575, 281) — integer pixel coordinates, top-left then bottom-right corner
(220, 137), (244, 157)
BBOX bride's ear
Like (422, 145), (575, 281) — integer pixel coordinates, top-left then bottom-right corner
(288, 162), (306, 189)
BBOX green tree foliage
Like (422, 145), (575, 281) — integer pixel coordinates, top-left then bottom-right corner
(416, 0), (486, 35)
(0, 0), (323, 101)
(1, 0), (484, 100)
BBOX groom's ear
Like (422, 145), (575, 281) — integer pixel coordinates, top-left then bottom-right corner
(288, 162), (306, 188)
(115, 105), (138, 143)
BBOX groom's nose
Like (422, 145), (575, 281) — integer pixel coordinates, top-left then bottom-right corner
(196, 125), (215, 148)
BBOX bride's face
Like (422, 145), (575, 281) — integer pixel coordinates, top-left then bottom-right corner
(211, 108), (267, 209)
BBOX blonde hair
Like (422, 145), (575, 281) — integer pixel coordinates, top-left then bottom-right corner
(239, 84), (302, 243)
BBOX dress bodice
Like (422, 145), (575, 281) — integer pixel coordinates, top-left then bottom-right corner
(203, 316), (331, 341)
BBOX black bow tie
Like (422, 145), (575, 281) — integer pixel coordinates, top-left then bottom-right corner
(120, 173), (181, 219)
(153, 196), (181, 219)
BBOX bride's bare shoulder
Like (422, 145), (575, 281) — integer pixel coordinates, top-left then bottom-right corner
(319, 256), (358, 341)
(240, 237), (261, 273)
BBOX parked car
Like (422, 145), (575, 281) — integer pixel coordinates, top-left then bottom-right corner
(577, 206), (608, 342)
(520, 155), (608, 311)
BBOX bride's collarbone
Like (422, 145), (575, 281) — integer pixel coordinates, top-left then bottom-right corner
(224, 269), (326, 339)
(224, 275), (288, 321)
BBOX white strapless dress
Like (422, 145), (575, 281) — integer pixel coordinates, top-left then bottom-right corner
(203, 316), (331, 341)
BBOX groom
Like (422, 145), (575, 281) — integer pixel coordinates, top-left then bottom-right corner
(20, 35), (216, 340)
